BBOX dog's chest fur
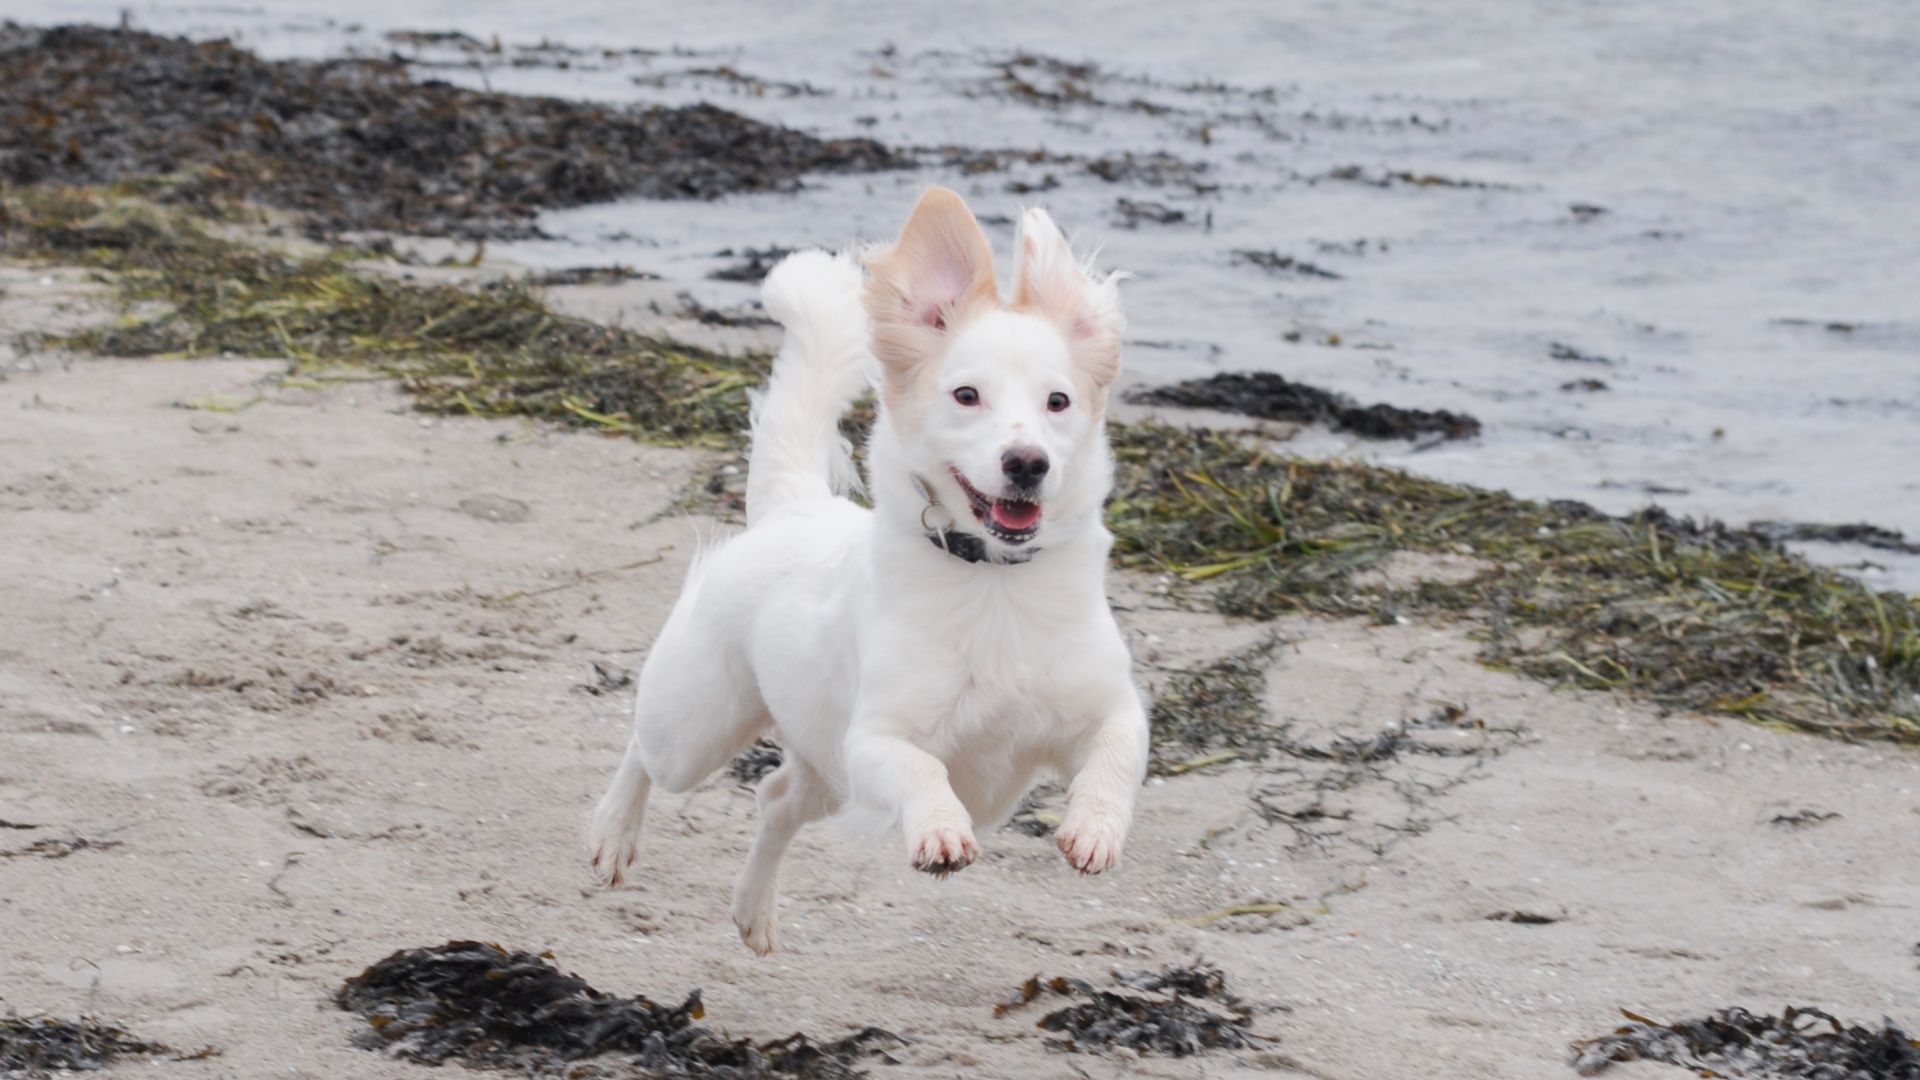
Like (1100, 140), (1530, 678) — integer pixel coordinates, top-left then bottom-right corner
(892, 564), (1111, 753)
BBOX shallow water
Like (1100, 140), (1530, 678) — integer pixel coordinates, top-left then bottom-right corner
(24, 0), (1920, 590)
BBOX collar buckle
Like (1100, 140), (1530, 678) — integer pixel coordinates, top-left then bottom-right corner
(910, 473), (1033, 566)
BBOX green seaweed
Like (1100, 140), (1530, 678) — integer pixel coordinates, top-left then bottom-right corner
(1107, 424), (1920, 744)
(2, 187), (760, 447)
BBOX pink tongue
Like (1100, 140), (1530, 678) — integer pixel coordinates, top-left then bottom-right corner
(990, 500), (1041, 531)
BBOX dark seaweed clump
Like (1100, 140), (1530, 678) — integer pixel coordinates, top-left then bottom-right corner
(0, 24), (899, 237)
(1127, 371), (1481, 442)
(1002, 785), (1063, 837)
(337, 941), (897, 1078)
(0, 1016), (172, 1075)
(996, 967), (1259, 1057)
(1232, 248), (1342, 279)
(1752, 521), (1920, 556)
(532, 265), (660, 286)
(1112, 197), (1186, 228)
(728, 739), (785, 785)
(1571, 1006), (1920, 1078)
(709, 247), (798, 284)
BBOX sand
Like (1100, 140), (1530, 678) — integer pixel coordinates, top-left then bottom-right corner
(1, 275), (1917, 1079)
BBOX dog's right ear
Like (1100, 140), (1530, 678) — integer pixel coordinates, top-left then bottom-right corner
(864, 187), (998, 387)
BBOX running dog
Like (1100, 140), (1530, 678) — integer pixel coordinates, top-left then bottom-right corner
(589, 187), (1147, 954)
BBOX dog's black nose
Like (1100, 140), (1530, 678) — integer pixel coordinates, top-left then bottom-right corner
(1001, 446), (1050, 487)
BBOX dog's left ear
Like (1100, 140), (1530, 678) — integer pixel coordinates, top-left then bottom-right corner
(1012, 208), (1126, 388)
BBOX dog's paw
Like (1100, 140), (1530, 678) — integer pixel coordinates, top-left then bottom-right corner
(732, 893), (779, 956)
(1056, 808), (1126, 875)
(907, 816), (979, 879)
(587, 822), (640, 888)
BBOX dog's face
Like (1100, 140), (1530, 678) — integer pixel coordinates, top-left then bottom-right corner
(865, 188), (1126, 555)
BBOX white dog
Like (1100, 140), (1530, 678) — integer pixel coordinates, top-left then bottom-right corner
(588, 187), (1148, 954)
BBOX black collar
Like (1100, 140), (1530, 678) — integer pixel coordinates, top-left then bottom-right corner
(913, 475), (1037, 566)
(926, 528), (1035, 564)
(928, 528), (989, 563)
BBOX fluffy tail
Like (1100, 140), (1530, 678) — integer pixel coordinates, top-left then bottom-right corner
(746, 250), (872, 526)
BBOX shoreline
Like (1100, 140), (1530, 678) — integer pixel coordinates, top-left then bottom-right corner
(6, 17), (1917, 589)
(7, 185), (1913, 747)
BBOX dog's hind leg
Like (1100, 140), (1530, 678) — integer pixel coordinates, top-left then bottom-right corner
(732, 755), (836, 955)
(589, 604), (768, 886)
(588, 738), (653, 887)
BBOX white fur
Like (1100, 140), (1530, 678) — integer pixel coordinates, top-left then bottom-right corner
(588, 196), (1148, 956)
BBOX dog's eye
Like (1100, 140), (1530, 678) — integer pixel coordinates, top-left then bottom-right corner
(1047, 392), (1071, 413)
(952, 386), (980, 407)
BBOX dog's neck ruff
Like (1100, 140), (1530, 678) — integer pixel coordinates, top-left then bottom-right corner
(909, 474), (1036, 566)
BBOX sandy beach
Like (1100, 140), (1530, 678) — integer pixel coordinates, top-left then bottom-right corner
(3, 271), (1917, 1077)
(4, 7), (1919, 1075)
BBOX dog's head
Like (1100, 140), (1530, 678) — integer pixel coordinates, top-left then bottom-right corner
(864, 187), (1126, 557)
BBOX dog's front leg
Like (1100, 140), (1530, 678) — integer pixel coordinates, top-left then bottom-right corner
(845, 730), (977, 877)
(1057, 693), (1149, 875)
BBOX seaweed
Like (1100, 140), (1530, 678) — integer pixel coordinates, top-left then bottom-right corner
(0, 24), (899, 238)
(0, 1016), (173, 1075)
(1315, 166), (1511, 190)
(0, 834), (122, 859)
(1106, 423), (1920, 744)
(2, 188), (763, 447)
(987, 53), (1106, 110)
(533, 266), (659, 286)
(1231, 249), (1342, 280)
(1752, 521), (1920, 555)
(1550, 342), (1617, 365)
(1486, 910), (1559, 925)
(728, 740), (784, 786)
(1127, 371), (1481, 441)
(1002, 786), (1063, 836)
(1776, 318), (1863, 334)
(1146, 637), (1283, 774)
(1769, 809), (1840, 828)
(668, 293), (778, 329)
(632, 66), (828, 100)
(1113, 198), (1186, 228)
(1249, 711), (1508, 854)
(709, 248), (798, 284)
(1085, 152), (1215, 192)
(576, 661), (633, 697)
(995, 967), (1260, 1056)
(337, 941), (898, 1077)
(1571, 1006), (1920, 1078)
(1144, 632), (1512, 851)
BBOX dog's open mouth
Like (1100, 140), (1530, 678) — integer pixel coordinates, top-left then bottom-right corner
(950, 469), (1042, 544)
